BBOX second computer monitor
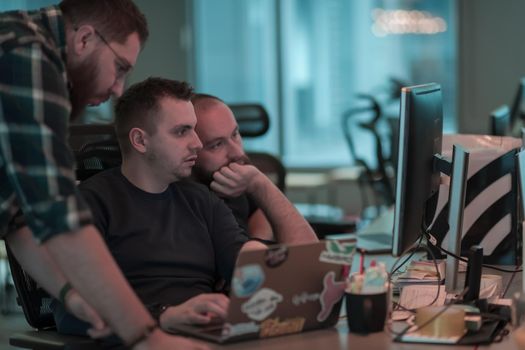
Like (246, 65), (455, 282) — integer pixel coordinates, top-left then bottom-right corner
(392, 83), (443, 256)
(490, 105), (511, 136)
(510, 77), (525, 126)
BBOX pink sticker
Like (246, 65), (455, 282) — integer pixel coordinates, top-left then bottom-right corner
(317, 271), (345, 322)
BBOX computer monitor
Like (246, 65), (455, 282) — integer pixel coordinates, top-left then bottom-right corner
(490, 105), (511, 136)
(392, 83), (443, 256)
(510, 77), (525, 126)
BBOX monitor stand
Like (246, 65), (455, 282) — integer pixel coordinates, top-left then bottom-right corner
(432, 145), (471, 294)
(444, 144), (470, 293)
(517, 147), (525, 292)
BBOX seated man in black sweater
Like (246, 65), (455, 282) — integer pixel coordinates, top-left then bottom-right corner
(191, 93), (318, 244)
(54, 77), (268, 335)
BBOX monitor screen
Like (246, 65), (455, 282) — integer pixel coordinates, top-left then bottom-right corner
(510, 77), (525, 127)
(392, 83), (443, 256)
(490, 105), (511, 136)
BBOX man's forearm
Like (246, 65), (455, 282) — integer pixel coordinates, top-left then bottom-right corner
(6, 226), (67, 298)
(45, 225), (155, 344)
(249, 176), (318, 244)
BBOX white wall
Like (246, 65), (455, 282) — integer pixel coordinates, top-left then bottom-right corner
(128, 0), (194, 85)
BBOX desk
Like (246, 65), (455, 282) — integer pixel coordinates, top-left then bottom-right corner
(203, 318), (519, 350)
(200, 262), (522, 350)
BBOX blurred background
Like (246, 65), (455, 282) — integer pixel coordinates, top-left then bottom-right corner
(1, 0), (524, 227)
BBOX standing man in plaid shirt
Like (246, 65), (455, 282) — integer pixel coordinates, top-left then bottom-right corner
(0, 1), (207, 349)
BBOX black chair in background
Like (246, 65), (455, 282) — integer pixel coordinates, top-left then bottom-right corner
(229, 104), (270, 138)
(246, 152), (286, 192)
(68, 124), (122, 182)
(228, 103), (286, 192)
(5, 242), (99, 349)
(342, 93), (396, 219)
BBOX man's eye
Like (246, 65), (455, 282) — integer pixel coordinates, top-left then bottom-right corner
(208, 141), (223, 150)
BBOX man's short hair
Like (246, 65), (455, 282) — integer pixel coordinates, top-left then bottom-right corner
(114, 77), (194, 154)
(59, 0), (149, 47)
(191, 93), (224, 107)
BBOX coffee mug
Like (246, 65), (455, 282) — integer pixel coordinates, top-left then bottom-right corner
(346, 291), (388, 334)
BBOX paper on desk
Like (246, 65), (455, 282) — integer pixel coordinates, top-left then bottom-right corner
(396, 260), (445, 283)
(398, 285), (447, 310)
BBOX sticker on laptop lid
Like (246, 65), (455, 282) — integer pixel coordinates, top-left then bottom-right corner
(241, 288), (283, 321)
(259, 317), (306, 338)
(221, 321), (260, 338)
(319, 240), (356, 265)
(265, 245), (288, 268)
(232, 264), (265, 298)
(317, 271), (346, 322)
(292, 291), (320, 306)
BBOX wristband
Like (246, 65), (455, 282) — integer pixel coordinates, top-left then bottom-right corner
(126, 324), (158, 349)
(58, 282), (73, 306)
(158, 304), (171, 318)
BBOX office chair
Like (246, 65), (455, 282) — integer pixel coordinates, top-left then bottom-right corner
(246, 152), (286, 192)
(228, 103), (286, 192)
(228, 103), (270, 137)
(68, 124), (122, 182)
(5, 242), (99, 349)
(342, 93), (396, 218)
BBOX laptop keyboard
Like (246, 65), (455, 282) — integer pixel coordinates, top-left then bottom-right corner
(195, 319), (225, 336)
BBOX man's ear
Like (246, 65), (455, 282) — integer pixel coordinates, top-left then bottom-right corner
(71, 24), (97, 56)
(129, 127), (148, 154)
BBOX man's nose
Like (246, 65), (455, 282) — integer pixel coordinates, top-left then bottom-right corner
(191, 131), (203, 151)
(110, 79), (125, 97)
(228, 141), (244, 160)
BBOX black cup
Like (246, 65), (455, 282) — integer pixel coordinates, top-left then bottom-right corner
(346, 291), (387, 334)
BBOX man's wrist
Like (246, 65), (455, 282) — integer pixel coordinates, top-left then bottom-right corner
(246, 171), (270, 195)
(58, 282), (73, 307)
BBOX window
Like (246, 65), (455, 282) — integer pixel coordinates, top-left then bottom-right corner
(194, 0), (456, 169)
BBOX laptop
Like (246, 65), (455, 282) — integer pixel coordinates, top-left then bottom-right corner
(168, 240), (354, 343)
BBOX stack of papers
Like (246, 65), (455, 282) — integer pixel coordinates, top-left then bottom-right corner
(395, 260), (445, 286)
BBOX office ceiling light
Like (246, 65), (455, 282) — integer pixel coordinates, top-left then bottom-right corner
(371, 9), (447, 37)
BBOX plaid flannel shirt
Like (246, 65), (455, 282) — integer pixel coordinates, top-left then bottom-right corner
(0, 5), (92, 243)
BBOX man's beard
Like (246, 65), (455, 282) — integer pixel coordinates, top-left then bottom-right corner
(193, 154), (252, 186)
(67, 54), (102, 121)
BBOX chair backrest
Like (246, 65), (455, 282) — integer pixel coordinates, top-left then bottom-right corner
(68, 124), (122, 181)
(5, 242), (55, 330)
(342, 94), (395, 208)
(247, 152), (286, 192)
(228, 104), (286, 192)
(228, 104), (270, 137)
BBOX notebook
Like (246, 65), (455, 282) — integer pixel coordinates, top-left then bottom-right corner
(168, 240), (354, 343)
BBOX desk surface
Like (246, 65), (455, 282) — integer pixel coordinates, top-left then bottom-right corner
(198, 263), (522, 350)
(202, 319), (520, 350)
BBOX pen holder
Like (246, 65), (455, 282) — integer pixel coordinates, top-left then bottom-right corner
(346, 291), (388, 334)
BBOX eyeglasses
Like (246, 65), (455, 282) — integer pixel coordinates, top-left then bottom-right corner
(94, 29), (132, 81)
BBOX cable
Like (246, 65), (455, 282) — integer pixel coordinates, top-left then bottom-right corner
(424, 232), (522, 273)
(386, 233), (444, 335)
(390, 234), (424, 276)
(390, 243), (443, 313)
(502, 266), (518, 298)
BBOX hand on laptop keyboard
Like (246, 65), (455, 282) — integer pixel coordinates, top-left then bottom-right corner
(160, 293), (230, 331)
